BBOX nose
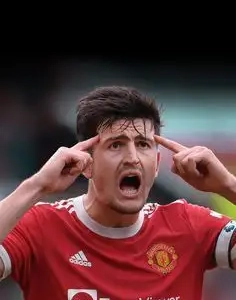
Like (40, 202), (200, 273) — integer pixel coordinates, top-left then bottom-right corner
(123, 143), (140, 165)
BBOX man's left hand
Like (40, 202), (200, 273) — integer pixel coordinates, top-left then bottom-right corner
(154, 135), (236, 195)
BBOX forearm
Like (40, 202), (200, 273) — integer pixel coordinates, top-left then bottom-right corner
(219, 174), (236, 205)
(0, 177), (44, 244)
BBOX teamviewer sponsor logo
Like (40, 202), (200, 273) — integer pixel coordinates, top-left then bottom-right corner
(138, 297), (180, 300)
(69, 250), (92, 267)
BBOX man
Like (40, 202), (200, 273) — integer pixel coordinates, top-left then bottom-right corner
(0, 86), (236, 300)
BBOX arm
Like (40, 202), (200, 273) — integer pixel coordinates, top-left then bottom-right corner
(183, 202), (232, 270)
(154, 135), (236, 270)
(154, 135), (236, 205)
(0, 179), (43, 244)
(0, 135), (99, 279)
(0, 178), (43, 278)
(218, 176), (236, 205)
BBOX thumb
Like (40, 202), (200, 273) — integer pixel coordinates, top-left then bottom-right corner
(171, 163), (178, 175)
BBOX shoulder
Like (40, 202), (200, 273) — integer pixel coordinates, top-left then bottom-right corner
(142, 199), (197, 234)
(26, 197), (78, 222)
(143, 199), (225, 222)
(34, 197), (76, 211)
(143, 199), (187, 218)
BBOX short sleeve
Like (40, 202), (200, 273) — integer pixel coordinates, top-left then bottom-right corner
(184, 202), (231, 270)
(0, 205), (44, 287)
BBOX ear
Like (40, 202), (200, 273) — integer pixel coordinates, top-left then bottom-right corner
(155, 150), (161, 177)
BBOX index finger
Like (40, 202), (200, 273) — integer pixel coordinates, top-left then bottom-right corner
(72, 135), (100, 151)
(154, 135), (188, 153)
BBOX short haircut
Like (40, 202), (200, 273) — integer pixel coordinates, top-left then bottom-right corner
(76, 86), (163, 141)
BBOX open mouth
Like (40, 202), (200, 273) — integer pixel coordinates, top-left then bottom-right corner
(119, 174), (141, 196)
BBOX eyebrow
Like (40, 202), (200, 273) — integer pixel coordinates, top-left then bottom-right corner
(104, 134), (154, 144)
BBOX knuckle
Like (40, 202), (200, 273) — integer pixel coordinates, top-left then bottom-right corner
(192, 146), (205, 152)
(58, 146), (69, 154)
(187, 156), (195, 163)
(201, 147), (213, 156)
(173, 154), (180, 161)
(198, 146), (208, 152)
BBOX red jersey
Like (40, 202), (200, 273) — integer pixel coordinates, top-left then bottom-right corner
(0, 196), (231, 300)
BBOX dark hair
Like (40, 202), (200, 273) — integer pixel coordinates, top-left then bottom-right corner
(76, 86), (163, 141)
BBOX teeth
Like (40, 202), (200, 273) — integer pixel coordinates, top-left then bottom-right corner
(127, 174), (138, 177)
(122, 188), (137, 195)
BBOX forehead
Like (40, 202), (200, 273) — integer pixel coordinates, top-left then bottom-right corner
(99, 119), (154, 140)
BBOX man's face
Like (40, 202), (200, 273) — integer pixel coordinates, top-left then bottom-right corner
(90, 118), (160, 214)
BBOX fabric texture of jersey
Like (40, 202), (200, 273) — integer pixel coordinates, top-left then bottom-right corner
(0, 196), (231, 300)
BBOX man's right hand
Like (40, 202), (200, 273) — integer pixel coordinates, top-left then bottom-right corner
(31, 135), (99, 194)
(0, 138), (100, 281)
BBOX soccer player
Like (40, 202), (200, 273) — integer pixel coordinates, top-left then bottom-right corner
(0, 86), (236, 300)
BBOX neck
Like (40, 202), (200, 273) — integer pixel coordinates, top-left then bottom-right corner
(83, 190), (140, 228)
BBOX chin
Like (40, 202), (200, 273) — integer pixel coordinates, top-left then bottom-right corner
(110, 198), (146, 215)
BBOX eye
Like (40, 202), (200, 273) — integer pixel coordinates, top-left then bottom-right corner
(109, 141), (122, 150)
(137, 141), (150, 149)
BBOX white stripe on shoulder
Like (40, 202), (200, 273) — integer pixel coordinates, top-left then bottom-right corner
(143, 203), (159, 218)
(35, 198), (76, 214)
(172, 199), (185, 204)
(0, 245), (11, 280)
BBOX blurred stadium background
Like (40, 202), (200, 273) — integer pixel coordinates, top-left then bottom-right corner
(0, 52), (236, 299)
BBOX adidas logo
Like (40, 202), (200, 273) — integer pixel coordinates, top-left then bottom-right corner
(69, 250), (92, 267)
